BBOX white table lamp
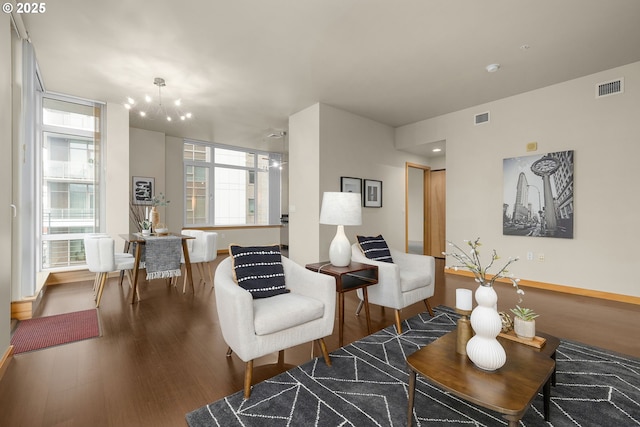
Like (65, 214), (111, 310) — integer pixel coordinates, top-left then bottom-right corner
(320, 192), (362, 267)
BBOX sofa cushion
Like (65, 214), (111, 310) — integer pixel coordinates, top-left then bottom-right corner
(357, 235), (394, 263)
(229, 244), (288, 298)
(253, 293), (325, 335)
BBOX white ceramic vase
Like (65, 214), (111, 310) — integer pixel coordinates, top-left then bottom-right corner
(466, 285), (506, 371)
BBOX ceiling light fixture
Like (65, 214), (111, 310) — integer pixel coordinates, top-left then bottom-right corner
(486, 63), (500, 73)
(124, 77), (192, 122)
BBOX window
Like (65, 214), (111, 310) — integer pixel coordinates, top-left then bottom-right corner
(184, 141), (281, 226)
(41, 95), (103, 269)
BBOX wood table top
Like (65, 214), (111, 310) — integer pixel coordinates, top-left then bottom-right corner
(406, 329), (557, 416)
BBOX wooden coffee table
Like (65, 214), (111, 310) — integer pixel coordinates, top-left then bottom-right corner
(406, 329), (560, 426)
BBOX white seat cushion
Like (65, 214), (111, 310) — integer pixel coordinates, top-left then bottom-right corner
(253, 293), (325, 336)
(400, 269), (430, 292)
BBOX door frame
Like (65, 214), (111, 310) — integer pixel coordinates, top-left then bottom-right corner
(405, 162), (431, 255)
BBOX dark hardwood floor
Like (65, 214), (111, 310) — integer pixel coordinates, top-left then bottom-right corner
(0, 257), (638, 427)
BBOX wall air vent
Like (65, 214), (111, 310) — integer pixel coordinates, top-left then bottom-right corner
(596, 78), (624, 98)
(474, 111), (490, 125)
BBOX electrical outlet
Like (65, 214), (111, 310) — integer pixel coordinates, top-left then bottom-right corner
(538, 253), (545, 262)
(526, 251), (533, 261)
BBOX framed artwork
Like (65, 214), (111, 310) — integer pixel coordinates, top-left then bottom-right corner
(340, 177), (362, 194)
(132, 176), (154, 205)
(503, 150), (574, 238)
(364, 179), (383, 208)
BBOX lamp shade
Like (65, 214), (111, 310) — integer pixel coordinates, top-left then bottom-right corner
(319, 192), (362, 226)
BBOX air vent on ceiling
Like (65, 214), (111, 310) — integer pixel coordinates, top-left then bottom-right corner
(474, 111), (490, 125)
(596, 78), (624, 98)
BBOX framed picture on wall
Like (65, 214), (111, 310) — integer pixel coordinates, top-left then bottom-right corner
(364, 179), (383, 208)
(132, 176), (154, 205)
(503, 150), (574, 238)
(340, 177), (362, 194)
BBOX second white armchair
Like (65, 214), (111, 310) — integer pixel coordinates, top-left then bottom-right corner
(351, 243), (435, 333)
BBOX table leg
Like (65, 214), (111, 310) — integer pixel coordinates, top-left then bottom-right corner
(181, 239), (195, 293)
(338, 292), (345, 347)
(362, 287), (372, 335)
(551, 351), (557, 386)
(130, 243), (142, 304)
(407, 369), (416, 427)
(543, 377), (551, 421)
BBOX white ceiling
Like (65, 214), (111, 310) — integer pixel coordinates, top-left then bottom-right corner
(20, 0), (640, 155)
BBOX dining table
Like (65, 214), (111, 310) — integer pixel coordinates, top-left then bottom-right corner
(119, 233), (195, 303)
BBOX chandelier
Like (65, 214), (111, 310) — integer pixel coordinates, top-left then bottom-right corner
(124, 77), (192, 122)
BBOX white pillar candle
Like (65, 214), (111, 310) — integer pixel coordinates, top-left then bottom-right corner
(145, 207), (149, 220)
(456, 288), (473, 311)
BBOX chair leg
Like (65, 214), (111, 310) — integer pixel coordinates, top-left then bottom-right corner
(394, 309), (403, 334)
(226, 347), (233, 357)
(244, 360), (253, 399)
(317, 338), (332, 366)
(424, 298), (434, 317)
(207, 262), (214, 286)
(355, 299), (364, 316)
(197, 263), (206, 285)
(96, 273), (108, 307)
(277, 349), (285, 368)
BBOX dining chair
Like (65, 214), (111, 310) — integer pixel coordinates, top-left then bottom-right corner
(84, 236), (135, 307)
(84, 234), (134, 292)
(178, 230), (218, 293)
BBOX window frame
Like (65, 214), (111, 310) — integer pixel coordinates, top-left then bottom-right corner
(40, 92), (105, 271)
(183, 140), (281, 227)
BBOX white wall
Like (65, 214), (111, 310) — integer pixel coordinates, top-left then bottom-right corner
(288, 104), (321, 265)
(129, 127), (167, 233)
(1, 13), (12, 356)
(105, 103), (130, 242)
(397, 61), (640, 298)
(289, 103), (431, 265)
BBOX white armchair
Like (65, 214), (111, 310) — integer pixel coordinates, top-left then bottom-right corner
(351, 243), (435, 333)
(215, 256), (336, 398)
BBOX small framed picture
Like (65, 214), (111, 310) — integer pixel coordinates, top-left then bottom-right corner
(340, 177), (362, 194)
(132, 176), (154, 205)
(364, 179), (383, 208)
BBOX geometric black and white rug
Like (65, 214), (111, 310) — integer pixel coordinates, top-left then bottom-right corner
(186, 306), (640, 426)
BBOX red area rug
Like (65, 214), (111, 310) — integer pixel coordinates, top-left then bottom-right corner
(11, 309), (101, 354)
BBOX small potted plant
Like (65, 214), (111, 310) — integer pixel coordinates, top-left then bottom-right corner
(510, 305), (539, 340)
(139, 220), (152, 236)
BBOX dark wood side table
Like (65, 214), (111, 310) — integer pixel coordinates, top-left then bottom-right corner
(305, 261), (378, 347)
(406, 329), (560, 426)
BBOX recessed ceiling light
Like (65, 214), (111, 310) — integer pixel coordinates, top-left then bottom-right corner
(486, 64), (500, 73)
(520, 44), (530, 50)
(432, 148), (442, 153)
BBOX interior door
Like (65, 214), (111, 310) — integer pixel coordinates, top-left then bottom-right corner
(406, 163), (446, 258)
(428, 169), (446, 258)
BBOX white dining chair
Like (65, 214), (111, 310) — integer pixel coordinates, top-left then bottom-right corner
(84, 236), (135, 307)
(178, 230), (218, 293)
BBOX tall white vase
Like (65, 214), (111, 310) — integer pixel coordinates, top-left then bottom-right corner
(466, 285), (506, 371)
